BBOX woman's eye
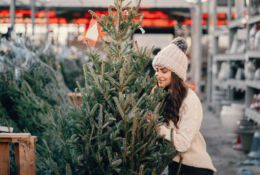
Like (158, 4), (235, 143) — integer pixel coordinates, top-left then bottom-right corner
(162, 69), (168, 73)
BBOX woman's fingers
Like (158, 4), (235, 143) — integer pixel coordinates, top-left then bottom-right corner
(145, 112), (161, 134)
(145, 112), (159, 123)
(151, 85), (157, 94)
(156, 125), (161, 132)
(145, 112), (151, 122)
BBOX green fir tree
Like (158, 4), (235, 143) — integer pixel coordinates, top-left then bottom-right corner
(65, 0), (177, 174)
(0, 0), (177, 174)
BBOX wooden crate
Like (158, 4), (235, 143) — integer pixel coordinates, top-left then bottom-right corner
(0, 133), (37, 175)
(67, 92), (82, 107)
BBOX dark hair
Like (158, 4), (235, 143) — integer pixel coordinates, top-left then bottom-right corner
(152, 48), (161, 56)
(163, 72), (188, 128)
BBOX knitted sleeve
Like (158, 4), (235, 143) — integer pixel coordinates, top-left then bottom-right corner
(158, 90), (203, 152)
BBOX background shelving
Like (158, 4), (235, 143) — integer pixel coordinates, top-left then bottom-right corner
(214, 28), (229, 37)
(208, 0), (260, 124)
(246, 80), (260, 89)
(228, 17), (247, 29)
(245, 0), (260, 122)
(214, 53), (245, 61)
(248, 14), (260, 25)
(245, 108), (260, 124)
(246, 51), (260, 59)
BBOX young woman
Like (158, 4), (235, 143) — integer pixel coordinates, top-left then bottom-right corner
(152, 37), (216, 175)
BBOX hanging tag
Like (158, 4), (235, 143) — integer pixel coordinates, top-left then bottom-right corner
(85, 18), (107, 46)
(85, 18), (99, 47)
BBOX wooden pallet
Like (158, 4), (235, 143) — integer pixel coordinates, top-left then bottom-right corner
(67, 92), (82, 107)
(0, 133), (37, 175)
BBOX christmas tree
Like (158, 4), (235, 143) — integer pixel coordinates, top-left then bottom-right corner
(66, 0), (176, 174)
(0, 36), (70, 134)
(0, 36), (72, 174)
(0, 0), (177, 174)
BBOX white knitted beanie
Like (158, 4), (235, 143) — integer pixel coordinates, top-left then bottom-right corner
(152, 39), (188, 81)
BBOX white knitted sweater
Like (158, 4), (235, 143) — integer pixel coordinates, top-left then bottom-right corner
(159, 89), (217, 172)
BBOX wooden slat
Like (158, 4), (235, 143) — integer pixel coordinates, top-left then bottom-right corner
(0, 143), (10, 175)
(0, 133), (31, 138)
(0, 133), (31, 143)
(14, 136), (37, 175)
(0, 138), (14, 143)
(28, 137), (36, 175)
(0, 134), (37, 175)
(67, 92), (82, 107)
(15, 142), (29, 175)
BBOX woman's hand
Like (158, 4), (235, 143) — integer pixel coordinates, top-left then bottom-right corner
(145, 112), (158, 123)
(145, 111), (152, 123)
(151, 85), (158, 94)
(145, 112), (160, 132)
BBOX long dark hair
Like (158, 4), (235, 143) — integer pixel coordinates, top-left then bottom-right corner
(163, 72), (188, 128)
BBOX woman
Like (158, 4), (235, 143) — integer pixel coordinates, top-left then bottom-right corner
(152, 37), (216, 175)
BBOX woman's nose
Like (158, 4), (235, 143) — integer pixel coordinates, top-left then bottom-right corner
(155, 72), (161, 78)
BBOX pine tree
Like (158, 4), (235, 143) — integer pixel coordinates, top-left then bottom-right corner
(0, 37), (70, 135)
(0, 1), (177, 174)
(67, 0), (176, 174)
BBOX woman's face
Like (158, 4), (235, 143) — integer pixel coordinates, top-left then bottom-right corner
(155, 66), (172, 88)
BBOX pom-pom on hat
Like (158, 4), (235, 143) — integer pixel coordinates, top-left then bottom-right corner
(172, 37), (188, 53)
(152, 37), (188, 81)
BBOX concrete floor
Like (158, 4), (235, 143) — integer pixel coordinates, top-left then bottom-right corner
(201, 105), (247, 175)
